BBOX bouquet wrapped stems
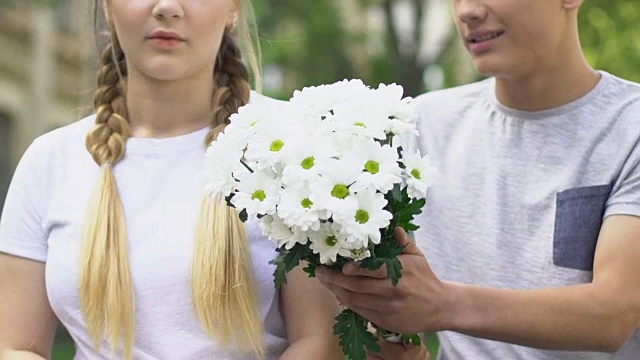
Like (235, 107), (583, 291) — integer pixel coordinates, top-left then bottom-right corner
(271, 186), (427, 360)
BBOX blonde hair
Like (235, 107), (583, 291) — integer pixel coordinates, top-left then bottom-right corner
(80, 1), (264, 358)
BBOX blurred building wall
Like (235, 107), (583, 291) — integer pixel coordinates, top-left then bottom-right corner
(0, 1), (96, 213)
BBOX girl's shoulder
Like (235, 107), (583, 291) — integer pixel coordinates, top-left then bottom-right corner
(29, 115), (96, 156)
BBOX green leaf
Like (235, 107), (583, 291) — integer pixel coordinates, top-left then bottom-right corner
(238, 209), (248, 222)
(361, 238), (405, 286)
(303, 253), (321, 277)
(391, 183), (403, 202)
(404, 222), (419, 232)
(384, 185), (426, 236)
(269, 244), (313, 288)
(303, 262), (318, 277)
(270, 252), (288, 289)
(396, 146), (404, 160)
(333, 309), (380, 360)
(224, 193), (235, 208)
(402, 333), (423, 346)
(386, 133), (394, 145)
(391, 189), (426, 232)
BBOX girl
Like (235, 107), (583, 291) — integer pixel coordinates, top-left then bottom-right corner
(0, 0), (343, 359)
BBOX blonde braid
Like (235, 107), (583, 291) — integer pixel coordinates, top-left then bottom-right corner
(87, 37), (130, 165)
(192, 31), (265, 358)
(205, 32), (251, 145)
(80, 37), (136, 359)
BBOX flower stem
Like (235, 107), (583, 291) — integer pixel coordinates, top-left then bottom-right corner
(240, 159), (254, 173)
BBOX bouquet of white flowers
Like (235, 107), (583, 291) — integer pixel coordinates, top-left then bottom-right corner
(204, 79), (437, 360)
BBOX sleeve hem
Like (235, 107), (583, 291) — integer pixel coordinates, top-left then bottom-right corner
(0, 241), (47, 263)
(604, 203), (640, 219)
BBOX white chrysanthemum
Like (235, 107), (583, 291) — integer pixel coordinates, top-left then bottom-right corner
(245, 121), (302, 171)
(309, 159), (361, 219)
(349, 247), (372, 262)
(278, 185), (328, 232)
(336, 226), (370, 255)
(204, 155), (239, 197)
(228, 100), (287, 136)
(330, 103), (389, 140)
(281, 136), (337, 188)
(388, 97), (419, 136)
(402, 150), (438, 199)
(290, 79), (370, 117)
(259, 214), (309, 250)
(203, 130), (248, 196)
(231, 170), (281, 217)
(350, 141), (403, 193)
(315, 131), (362, 160)
(210, 122), (251, 153)
(337, 190), (392, 245)
(308, 222), (351, 264)
(356, 83), (417, 137)
(371, 83), (404, 109)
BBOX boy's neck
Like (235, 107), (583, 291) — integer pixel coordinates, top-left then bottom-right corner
(494, 52), (601, 112)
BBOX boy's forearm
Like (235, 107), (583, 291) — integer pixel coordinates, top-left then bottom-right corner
(447, 281), (637, 352)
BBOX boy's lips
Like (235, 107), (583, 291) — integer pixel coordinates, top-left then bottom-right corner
(465, 30), (505, 54)
(466, 30), (505, 44)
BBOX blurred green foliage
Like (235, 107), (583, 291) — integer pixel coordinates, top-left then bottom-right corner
(579, 0), (640, 82)
(52, 328), (75, 360)
(0, 0), (58, 7)
(254, 0), (639, 97)
(253, 0), (357, 99)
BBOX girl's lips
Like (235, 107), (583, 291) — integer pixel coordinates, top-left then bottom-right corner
(147, 29), (185, 49)
(148, 37), (185, 49)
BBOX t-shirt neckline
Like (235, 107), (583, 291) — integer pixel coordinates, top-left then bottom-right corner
(487, 71), (612, 120)
(125, 126), (210, 155)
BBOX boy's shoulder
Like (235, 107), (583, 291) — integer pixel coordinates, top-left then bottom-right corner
(413, 78), (492, 116)
(415, 78), (495, 108)
(603, 71), (640, 103)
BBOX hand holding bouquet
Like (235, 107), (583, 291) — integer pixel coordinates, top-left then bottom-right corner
(204, 80), (437, 360)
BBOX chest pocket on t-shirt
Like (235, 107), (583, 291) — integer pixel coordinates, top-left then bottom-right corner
(553, 184), (613, 271)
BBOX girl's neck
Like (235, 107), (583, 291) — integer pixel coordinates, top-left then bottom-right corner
(125, 70), (215, 138)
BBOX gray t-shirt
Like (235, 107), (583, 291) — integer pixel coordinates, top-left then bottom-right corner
(413, 71), (640, 359)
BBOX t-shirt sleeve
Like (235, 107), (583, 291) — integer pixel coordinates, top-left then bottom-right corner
(0, 138), (49, 262)
(606, 158), (640, 218)
(605, 101), (640, 218)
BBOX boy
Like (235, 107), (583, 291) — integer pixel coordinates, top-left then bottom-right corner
(318, 0), (640, 358)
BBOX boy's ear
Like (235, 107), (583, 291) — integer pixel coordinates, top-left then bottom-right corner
(561, 0), (583, 11)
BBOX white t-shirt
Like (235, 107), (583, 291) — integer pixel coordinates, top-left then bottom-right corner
(0, 95), (288, 359)
(414, 71), (640, 359)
